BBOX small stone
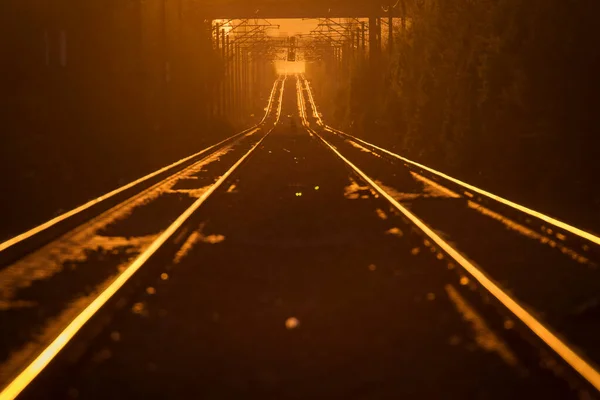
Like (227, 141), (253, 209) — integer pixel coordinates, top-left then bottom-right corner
(285, 317), (300, 330)
(110, 331), (121, 342)
(504, 320), (515, 330)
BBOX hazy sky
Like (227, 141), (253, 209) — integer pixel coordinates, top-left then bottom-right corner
(267, 19), (319, 36)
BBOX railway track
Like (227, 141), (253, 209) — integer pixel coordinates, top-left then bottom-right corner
(1, 74), (599, 398)
(0, 77), (287, 399)
(298, 74), (600, 393)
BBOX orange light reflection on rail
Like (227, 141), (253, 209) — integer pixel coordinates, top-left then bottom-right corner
(307, 121), (600, 392)
(299, 75), (600, 247)
(0, 78), (283, 400)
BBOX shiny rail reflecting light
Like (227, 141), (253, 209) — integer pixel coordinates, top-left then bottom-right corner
(296, 75), (310, 127)
(301, 75), (324, 126)
(297, 77), (600, 390)
(0, 77), (283, 257)
(0, 128), (259, 255)
(276, 74), (287, 123)
(333, 128), (600, 246)
(0, 81), (284, 400)
(0, 135), (274, 400)
(309, 124), (600, 392)
(260, 77), (282, 125)
(298, 75), (600, 247)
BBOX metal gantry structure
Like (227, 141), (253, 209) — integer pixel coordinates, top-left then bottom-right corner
(298, 11), (399, 71)
(303, 18), (369, 74)
(207, 7), (406, 122)
(292, 8), (405, 128)
(211, 19), (286, 122)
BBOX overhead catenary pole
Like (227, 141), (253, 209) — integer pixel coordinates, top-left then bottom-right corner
(205, 20), (213, 120)
(369, 17), (381, 63)
(388, 4), (394, 55)
(208, 20), (284, 123)
(238, 47), (242, 121)
(236, 44), (241, 121)
(214, 22), (221, 118)
(243, 47), (247, 120)
(221, 28), (226, 118)
(226, 34), (232, 117)
(361, 21), (366, 57)
(350, 30), (355, 65)
(161, 0), (169, 131)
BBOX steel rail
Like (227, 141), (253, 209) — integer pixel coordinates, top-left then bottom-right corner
(0, 77), (286, 400)
(0, 78), (282, 258)
(325, 126), (600, 247)
(296, 76), (600, 392)
(298, 75), (600, 247)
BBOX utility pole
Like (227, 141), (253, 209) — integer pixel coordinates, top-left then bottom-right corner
(350, 30), (355, 66)
(369, 17), (381, 63)
(388, 4), (394, 55)
(214, 23), (221, 119)
(356, 27), (361, 60)
(161, 0), (169, 131)
(204, 20), (212, 120)
(221, 29), (226, 118)
(236, 44), (241, 121)
(368, 17), (382, 132)
(226, 34), (232, 117)
(361, 21), (366, 58)
(242, 50), (248, 119)
(237, 48), (242, 121)
(209, 20), (280, 123)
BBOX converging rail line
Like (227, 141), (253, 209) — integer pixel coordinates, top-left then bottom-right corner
(300, 76), (600, 251)
(0, 78), (283, 264)
(0, 78), (287, 399)
(1, 75), (599, 398)
(297, 74), (600, 392)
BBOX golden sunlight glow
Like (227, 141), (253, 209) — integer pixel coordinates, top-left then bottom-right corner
(267, 19), (318, 36)
(276, 61), (306, 75)
(285, 317), (300, 329)
(213, 19), (233, 35)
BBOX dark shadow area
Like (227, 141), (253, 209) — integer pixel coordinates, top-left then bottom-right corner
(0, 1), (275, 242)
(307, 0), (600, 233)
